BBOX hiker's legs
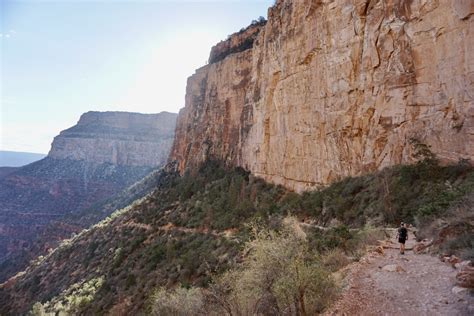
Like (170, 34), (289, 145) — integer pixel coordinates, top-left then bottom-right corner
(399, 242), (405, 254)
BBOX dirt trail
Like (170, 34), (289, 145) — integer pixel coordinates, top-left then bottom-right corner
(325, 229), (473, 315)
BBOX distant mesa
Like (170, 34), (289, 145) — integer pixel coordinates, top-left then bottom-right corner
(48, 111), (177, 166)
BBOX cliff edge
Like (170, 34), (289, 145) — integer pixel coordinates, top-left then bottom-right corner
(169, 0), (474, 192)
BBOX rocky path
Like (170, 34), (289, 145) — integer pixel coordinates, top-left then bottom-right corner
(325, 230), (473, 315)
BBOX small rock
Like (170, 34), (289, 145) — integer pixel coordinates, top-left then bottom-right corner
(382, 264), (405, 272)
(452, 286), (469, 295)
(454, 260), (471, 270)
(374, 245), (384, 255)
(413, 242), (430, 254)
(448, 255), (460, 265)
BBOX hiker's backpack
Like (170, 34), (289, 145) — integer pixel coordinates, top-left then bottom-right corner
(399, 227), (407, 239)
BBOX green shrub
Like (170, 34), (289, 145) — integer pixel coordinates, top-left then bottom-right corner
(126, 274), (137, 289)
(312, 225), (354, 251)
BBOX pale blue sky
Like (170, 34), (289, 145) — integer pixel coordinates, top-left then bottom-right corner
(0, 0), (273, 153)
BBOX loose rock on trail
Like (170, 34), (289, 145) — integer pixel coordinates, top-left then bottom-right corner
(325, 229), (473, 315)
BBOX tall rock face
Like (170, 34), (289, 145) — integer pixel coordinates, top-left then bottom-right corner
(0, 111), (177, 281)
(169, 0), (474, 192)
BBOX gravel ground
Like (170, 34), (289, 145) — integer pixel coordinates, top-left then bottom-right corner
(325, 230), (473, 315)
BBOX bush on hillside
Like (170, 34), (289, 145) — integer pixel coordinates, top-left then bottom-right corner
(29, 277), (104, 315)
(321, 248), (350, 272)
(206, 218), (337, 315)
(150, 287), (205, 316)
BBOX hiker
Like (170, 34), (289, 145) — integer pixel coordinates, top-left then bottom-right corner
(396, 222), (408, 254)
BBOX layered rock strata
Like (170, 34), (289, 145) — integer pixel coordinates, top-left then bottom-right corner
(49, 111), (177, 166)
(169, 0), (474, 192)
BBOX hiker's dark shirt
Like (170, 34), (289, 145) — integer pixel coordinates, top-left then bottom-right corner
(398, 227), (407, 240)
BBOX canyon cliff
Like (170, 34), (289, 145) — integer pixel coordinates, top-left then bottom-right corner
(0, 111), (177, 281)
(49, 111), (176, 166)
(169, 0), (474, 192)
(2, 2), (474, 314)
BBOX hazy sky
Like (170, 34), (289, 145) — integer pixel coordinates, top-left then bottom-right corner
(0, 0), (273, 154)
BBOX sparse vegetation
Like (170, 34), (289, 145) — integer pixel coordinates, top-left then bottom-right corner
(210, 17), (266, 64)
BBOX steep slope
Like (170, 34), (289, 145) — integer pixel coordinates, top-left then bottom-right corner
(0, 160), (472, 315)
(169, 0), (474, 191)
(0, 111), (177, 282)
(0, 167), (18, 179)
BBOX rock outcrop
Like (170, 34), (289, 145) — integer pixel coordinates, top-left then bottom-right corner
(49, 111), (176, 166)
(169, 0), (474, 192)
(0, 111), (177, 281)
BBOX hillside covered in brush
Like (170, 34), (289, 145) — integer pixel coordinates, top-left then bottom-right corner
(1, 154), (472, 314)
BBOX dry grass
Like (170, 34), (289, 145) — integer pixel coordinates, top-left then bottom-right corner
(322, 249), (351, 272)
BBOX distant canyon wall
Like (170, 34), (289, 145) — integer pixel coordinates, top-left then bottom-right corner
(169, 0), (474, 192)
(49, 111), (177, 167)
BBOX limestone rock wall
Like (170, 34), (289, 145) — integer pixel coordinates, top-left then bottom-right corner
(169, 0), (474, 192)
(49, 111), (177, 167)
